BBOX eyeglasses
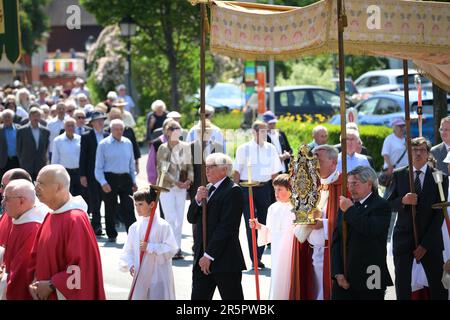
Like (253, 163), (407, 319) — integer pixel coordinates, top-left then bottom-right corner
(205, 164), (218, 170)
(76, 116), (86, 119)
(439, 128), (450, 133)
(168, 127), (181, 131)
(412, 148), (428, 154)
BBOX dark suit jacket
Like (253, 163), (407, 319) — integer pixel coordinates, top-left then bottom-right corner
(187, 176), (246, 274)
(331, 192), (393, 291)
(267, 130), (292, 170)
(0, 124), (20, 168)
(386, 165), (447, 256)
(79, 130), (108, 180)
(16, 124), (50, 175)
(430, 142), (449, 175)
(105, 126), (141, 160)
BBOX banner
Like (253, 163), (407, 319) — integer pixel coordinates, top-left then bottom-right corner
(0, 0), (21, 64)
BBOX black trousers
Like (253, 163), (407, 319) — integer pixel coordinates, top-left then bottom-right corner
(332, 282), (385, 300)
(101, 172), (136, 238)
(242, 182), (272, 264)
(66, 168), (86, 198)
(0, 156), (20, 180)
(191, 265), (244, 300)
(87, 176), (103, 231)
(394, 251), (447, 300)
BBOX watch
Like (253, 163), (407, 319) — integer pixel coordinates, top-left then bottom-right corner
(49, 281), (56, 292)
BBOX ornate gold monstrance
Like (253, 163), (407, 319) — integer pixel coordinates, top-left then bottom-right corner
(289, 145), (321, 224)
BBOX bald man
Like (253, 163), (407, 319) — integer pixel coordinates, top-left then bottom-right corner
(1, 180), (46, 299)
(0, 168), (33, 263)
(29, 165), (105, 300)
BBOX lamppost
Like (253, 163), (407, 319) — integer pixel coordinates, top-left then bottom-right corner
(119, 16), (137, 101)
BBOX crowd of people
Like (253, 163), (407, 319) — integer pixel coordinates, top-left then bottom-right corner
(0, 78), (449, 300)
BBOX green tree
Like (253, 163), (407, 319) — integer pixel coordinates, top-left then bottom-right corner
(20, 0), (50, 55)
(81, 0), (206, 111)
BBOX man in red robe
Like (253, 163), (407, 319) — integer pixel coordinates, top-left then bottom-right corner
(1, 180), (47, 299)
(29, 164), (106, 300)
(290, 145), (343, 300)
(0, 169), (33, 264)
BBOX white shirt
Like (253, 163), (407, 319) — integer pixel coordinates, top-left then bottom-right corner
(31, 126), (40, 149)
(233, 140), (283, 182)
(47, 117), (66, 152)
(51, 133), (81, 169)
(381, 133), (408, 169)
(356, 192), (373, 205)
(268, 130), (286, 173)
(413, 163), (428, 189)
(16, 106), (29, 120)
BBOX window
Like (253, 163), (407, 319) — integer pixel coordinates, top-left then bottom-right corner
(355, 77), (369, 90)
(279, 90), (309, 108)
(374, 98), (401, 115)
(358, 98), (379, 115)
(368, 76), (389, 87)
(312, 90), (340, 109)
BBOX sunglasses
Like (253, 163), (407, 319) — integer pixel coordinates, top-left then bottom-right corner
(76, 116), (86, 119)
(168, 127), (181, 131)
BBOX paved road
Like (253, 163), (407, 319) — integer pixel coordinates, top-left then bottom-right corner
(98, 151), (396, 300)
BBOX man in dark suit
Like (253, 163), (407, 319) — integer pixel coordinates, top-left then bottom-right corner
(187, 153), (246, 300)
(16, 107), (50, 181)
(332, 166), (393, 300)
(79, 112), (108, 235)
(386, 137), (448, 300)
(0, 110), (20, 180)
(430, 116), (450, 175)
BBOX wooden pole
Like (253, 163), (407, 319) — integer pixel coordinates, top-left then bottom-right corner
(200, 3), (208, 251)
(402, 60), (419, 249)
(337, 0), (348, 277)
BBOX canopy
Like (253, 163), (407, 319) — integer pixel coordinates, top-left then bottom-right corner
(209, 0), (450, 90)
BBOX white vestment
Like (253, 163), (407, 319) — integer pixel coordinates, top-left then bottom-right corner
(258, 201), (295, 300)
(119, 215), (178, 300)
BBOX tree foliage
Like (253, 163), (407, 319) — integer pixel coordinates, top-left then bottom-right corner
(19, 0), (50, 55)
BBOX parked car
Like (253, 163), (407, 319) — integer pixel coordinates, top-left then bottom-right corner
(354, 69), (432, 95)
(329, 90), (450, 142)
(248, 85), (354, 117)
(204, 83), (246, 111)
(331, 77), (370, 104)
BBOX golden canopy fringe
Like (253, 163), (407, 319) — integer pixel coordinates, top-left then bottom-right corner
(208, 0), (450, 91)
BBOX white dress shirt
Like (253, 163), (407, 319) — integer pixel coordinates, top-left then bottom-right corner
(413, 163), (428, 189)
(233, 140), (283, 182)
(51, 133), (81, 169)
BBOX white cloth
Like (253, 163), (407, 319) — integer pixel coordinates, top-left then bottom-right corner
(47, 118), (66, 153)
(268, 130), (286, 173)
(51, 134), (81, 169)
(122, 111), (136, 128)
(381, 133), (408, 169)
(234, 140), (283, 182)
(15, 106), (28, 120)
(186, 122), (226, 152)
(119, 215), (177, 300)
(257, 201), (295, 300)
(159, 186), (187, 249)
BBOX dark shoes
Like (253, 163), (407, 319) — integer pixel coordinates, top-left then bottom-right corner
(252, 260), (265, 270)
(107, 237), (117, 243)
(172, 250), (185, 260)
(94, 228), (104, 236)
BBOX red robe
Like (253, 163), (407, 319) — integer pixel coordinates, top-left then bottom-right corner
(0, 213), (13, 247)
(4, 207), (45, 300)
(29, 199), (105, 300)
(289, 174), (343, 300)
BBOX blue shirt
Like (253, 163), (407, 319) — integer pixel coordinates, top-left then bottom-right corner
(95, 135), (136, 186)
(4, 125), (17, 157)
(337, 152), (371, 173)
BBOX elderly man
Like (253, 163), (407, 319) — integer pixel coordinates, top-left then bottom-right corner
(263, 111), (292, 173)
(387, 137), (448, 300)
(16, 107), (50, 181)
(47, 102), (67, 160)
(187, 153), (246, 300)
(72, 109), (90, 136)
(332, 166), (393, 300)
(29, 164), (105, 300)
(233, 120), (283, 269)
(79, 112), (108, 235)
(308, 125), (329, 150)
(1, 180), (46, 299)
(337, 129), (371, 173)
(95, 119), (137, 242)
(117, 84), (135, 113)
(52, 118), (83, 197)
(291, 145), (343, 300)
(431, 116), (450, 175)
(0, 110), (20, 179)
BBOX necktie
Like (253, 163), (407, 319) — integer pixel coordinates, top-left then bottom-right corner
(354, 201), (362, 208)
(208, 185), (216, 198)
(414, 170), (422, 194)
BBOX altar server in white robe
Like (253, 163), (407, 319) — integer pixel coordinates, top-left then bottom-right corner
(119, 188), (178, 300)
(250, 174), (295, 300)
